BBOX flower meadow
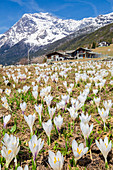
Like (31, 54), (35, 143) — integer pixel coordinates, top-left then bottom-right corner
(0, 60), (113, 169)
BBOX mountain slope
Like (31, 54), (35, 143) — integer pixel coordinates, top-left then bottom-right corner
(1, 12), (113, 65)
(55, 22), (113, 51)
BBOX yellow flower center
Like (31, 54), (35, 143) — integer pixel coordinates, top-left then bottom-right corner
(105, 143), (108, 148)
(8, 150), (12, 155)
(77, 148), (82, 155)
(7, 90), (9, 93)
(54, 157), (60, 164)
(33, 143), (36, 148)
(5, 103), (8, 107)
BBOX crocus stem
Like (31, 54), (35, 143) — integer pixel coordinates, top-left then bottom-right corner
(34, 159), (36, 168)
(14, 157), (17, 167)
(30, 128), (33, 138)
(105, 157), (107, 164)
(55, 126), (58, 135)
(39, 117), (42, 126)
(48, 136), (51, 146)
(6, 161), (9, 169)
(104, 122), (106, 131)
(73, 120), (74, 130)
(74, 158), (77, 166)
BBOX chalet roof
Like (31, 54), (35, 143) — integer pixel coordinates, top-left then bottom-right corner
(46, 51), (66, 56)
(65, 50), (76, 54)
(76, 47), (91, 51)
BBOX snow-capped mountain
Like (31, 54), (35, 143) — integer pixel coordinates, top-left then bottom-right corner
(1, 12), (113, 49)
(1, 12), (113, 65)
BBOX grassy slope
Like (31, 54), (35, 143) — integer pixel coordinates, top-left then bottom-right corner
(92, 44), (113, 56)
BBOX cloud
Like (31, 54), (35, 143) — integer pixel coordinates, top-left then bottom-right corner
(25, 0), (44, 12)
(0, 26), (9, 33)
(64, 0), (98, 16)
(106, 0), (113, 10)
(10, 0), (23, 6)
(9, 0), (43, 12)
(77, 0), (98, 16)
(49, 3), (73, 12)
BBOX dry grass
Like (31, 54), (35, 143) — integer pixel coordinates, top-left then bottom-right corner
(92, 44), (113, 56)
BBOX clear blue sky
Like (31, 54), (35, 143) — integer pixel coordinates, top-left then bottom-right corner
(0, 0), (113, 34)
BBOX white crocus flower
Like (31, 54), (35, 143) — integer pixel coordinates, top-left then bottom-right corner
(33, 85), (38, 91)
(35, 104), (43, 122)
(20, 102), (27, 114)
(79, 113), (91, 124)
(42, 119), (52, 145)
(54, 115), (63, 132)
(17, 165), (29, 170)
(48, 150), (64, 170)
(44, 95), (53, 107)
(103, 100), (112, 110)
(80, 122), (93, 139)
(72, 139), (88, 164)
(29, 135), (44, 162)
(61, 95), (69, 104)
(57, 100), (66, 111)
(0, 89), (3, 94)
(94, 97), (101, 107)
(71, 98), (77, 107)
(32, 82), (35, 86)
(95, 136), (112, 164)
(2, 102), (10, 110)
(22, 85), (30, 93)
(1, 96), (7, 103)
(67, 107), (78, 120)
(24, 114), (35, 136)
(1, 146), (14, 168)
(3, 114), (11, 128)
(93, 89), (98, 95)
(5, 88), (11, 96)
(48, 107), (56, 120)
(67, 87), (72, 95)
(98, 107), (109, 129)
(32, 91), (38, 100)
(2, 134), (20, 167)
(13, 84), (15, 88)
(18, 89), (21, 93)
(63, 81), (67, 88)
(70, 83), (74, 89)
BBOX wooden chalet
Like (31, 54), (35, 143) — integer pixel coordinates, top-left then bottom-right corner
(46, 48), (100, 63)
(46, 51), (68, 62)
(75, 47), (100, 58)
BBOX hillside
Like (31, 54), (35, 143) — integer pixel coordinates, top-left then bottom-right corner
(92, 44), (113, 56)
(55, 22), (113, 51)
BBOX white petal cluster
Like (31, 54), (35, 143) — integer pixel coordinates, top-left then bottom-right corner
(72, 139), (88, 162)
(3, 114), (11, 128)
(24, 113), (35, 135)
(29, 135), (44, 161)
(79, 113), (91, 124)
(48, 150), (64, 170)
(42, 119), (52, 138)
(1, 133), (20, 168)
(54, 115), (63, 131)
(95, 136), (112, 163)
(80, 122), (93, 139)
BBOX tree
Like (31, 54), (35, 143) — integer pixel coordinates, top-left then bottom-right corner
(92, 42), (96, 49)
